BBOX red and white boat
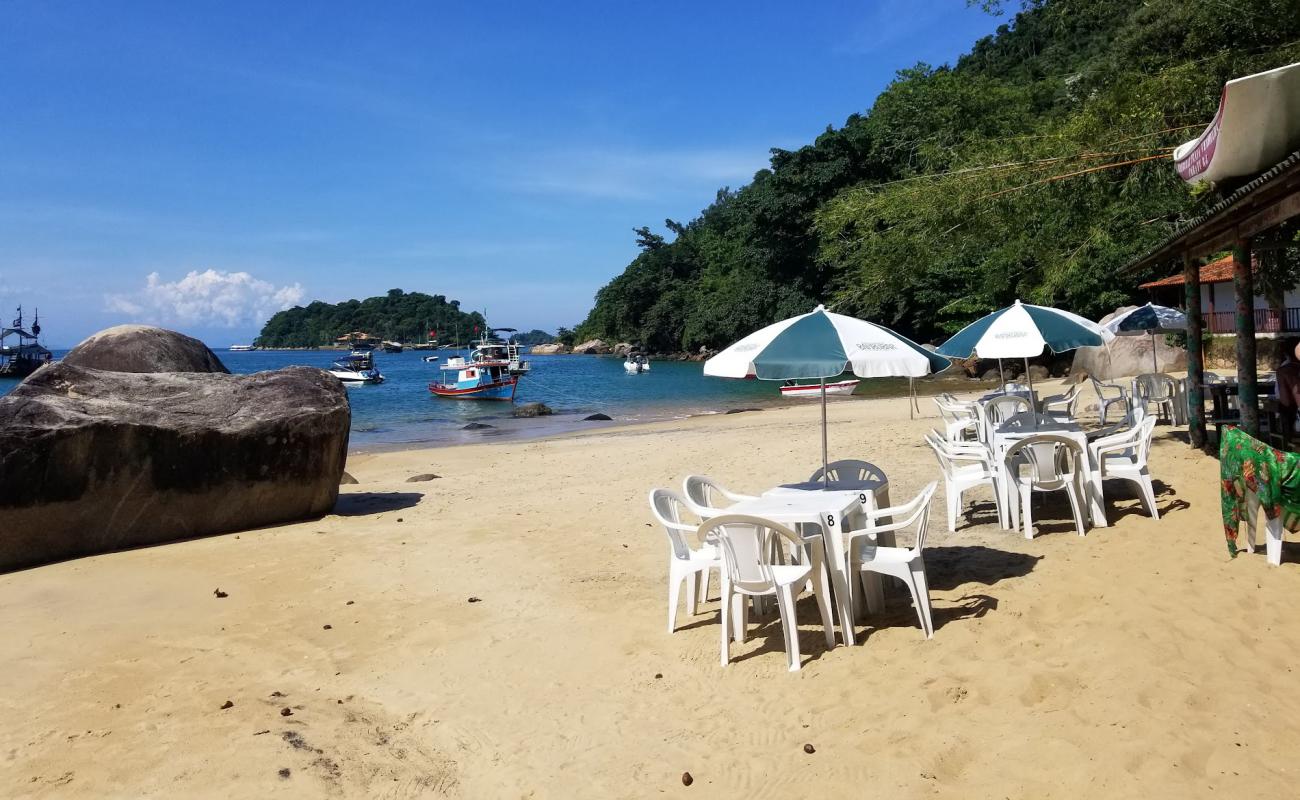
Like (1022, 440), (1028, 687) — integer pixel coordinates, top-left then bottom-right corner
(779, 379), (859, 399)
(1174, 61), (1300, 185)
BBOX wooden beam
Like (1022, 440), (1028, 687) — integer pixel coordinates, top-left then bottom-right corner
(1237, 189), (1300, 240)
(1234, 237), (1259, 436)
(1184, 252), (1207, 449)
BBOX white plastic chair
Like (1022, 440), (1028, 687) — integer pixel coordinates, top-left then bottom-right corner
(1041, 384), (1082, 423)
(1088, 416), (1159, 523)
(1004, 435), (1087, 539)
(808, 459), (887, 484)
(681, 475), (757, 517)
(649, 489), (720, 633)
(702, 514), (836, 671)
(1132, 374), (1177, 423)
(843, 482), (939, 638)
(935, 395), (979, 442)
(925, 431), (1000, 532)
(983, 395), (1032, 443)
(1090, 376), (1130, 425)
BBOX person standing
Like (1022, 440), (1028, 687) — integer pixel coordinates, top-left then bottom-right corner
(1275, 338), (1300, 448)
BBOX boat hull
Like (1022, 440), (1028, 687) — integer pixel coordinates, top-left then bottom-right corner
(329, 370), (384, 384)
(428, 378), (517, 400)
(779, 379), (859, 398)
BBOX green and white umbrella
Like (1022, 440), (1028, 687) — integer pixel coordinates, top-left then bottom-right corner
(937, 299), (1113, 397)
(705, 305), (949, 484)
(1102, 302), (1187, 374)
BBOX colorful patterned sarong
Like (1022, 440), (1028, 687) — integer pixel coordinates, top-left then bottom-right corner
(1220, 426), (1300, 556)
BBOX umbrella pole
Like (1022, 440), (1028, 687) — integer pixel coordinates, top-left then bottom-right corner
(820, 378), (829, 487)
(999, 359), (1006, 393)
(1151, 331), (1158, 373)
(1025, 357), (1035, 426)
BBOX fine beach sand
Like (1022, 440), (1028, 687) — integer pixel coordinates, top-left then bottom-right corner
(4, 378), (1300, 798)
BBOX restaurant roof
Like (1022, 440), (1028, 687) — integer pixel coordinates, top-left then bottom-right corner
(1123, 150), (1300, 273)
(1137, 254), (1241, 288)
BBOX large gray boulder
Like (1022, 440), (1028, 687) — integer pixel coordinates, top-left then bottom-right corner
(1069, 306), (1187, 381)
(62, 324), (229, 373)
(0, 362), (349, 572)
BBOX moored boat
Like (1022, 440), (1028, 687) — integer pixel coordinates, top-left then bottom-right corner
(329, 350), (385, 384)
(0, 307), (53, 379)
(470, 327), (530, 376)
(623, 355), (650, 374)
(229, 344), (255, 351)
(429, 355), (517, 400)
(779, 379), (859, 398)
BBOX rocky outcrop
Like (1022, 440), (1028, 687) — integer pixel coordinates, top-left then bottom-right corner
(613, 342), (634, 356)
(61, 325), (230, 373)
(529, 343), (570, 355)
(513, 402), (553, 418)
(1070, 306), (1186, 381)
(572, 339), (612, 355)
(0, 362), (350, 572)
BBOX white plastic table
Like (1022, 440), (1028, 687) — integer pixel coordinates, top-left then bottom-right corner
(762, 477), (893, 646)
(716, 491), (867, 646)
(990, 413), (1106, 530)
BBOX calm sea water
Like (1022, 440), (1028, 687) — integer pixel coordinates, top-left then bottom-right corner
(1, 348), (929, 449)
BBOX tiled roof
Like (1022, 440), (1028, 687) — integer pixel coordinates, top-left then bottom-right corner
(1138, 254), (1241, 288)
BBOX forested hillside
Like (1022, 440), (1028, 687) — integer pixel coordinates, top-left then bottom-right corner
(256, 289), (486, 348)
(576, 0), (1300, 351)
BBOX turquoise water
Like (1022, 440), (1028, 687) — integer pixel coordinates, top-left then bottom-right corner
(1, 348), (928, 449)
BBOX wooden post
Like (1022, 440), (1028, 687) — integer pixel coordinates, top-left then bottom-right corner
(1183, 252), (1207, 449)
(1234, 237), (1259, 436)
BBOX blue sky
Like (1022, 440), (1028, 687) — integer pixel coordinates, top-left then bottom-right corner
(1, 1), (1006, 347)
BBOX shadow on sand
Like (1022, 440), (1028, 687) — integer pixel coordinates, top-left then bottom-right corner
(333, 492), (424, 516)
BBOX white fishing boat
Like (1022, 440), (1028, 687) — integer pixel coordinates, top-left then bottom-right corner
(470, 327), (530, 376)
(779, 379), (859, 398)
(623, 355), (650, 374)
(329, 350), (385, 384)
(228, 344), (254, 351)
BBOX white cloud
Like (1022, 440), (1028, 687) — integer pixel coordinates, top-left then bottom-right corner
(104, 269), (305, 327)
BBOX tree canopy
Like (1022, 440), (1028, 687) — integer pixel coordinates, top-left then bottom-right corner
(256, 289), (487, 348)
(576, 0), (1300, 350)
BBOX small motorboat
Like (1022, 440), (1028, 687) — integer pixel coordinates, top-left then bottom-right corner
(779, 379), (859, 399)
(329, 350), (385, 384)
(624, 355), (650, 374)
(422, 355), (440, 363)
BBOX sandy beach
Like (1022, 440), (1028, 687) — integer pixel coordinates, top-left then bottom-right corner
(4, 379), (1299, 798)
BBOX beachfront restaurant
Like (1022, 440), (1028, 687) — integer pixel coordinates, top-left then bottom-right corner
(1120, 58), (1300, 454)
(1122, 150), (1300, 450)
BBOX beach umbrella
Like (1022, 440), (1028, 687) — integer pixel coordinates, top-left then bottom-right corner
(936, 299), (1114, 398)
(705, 305), (950, 485)
(1102, 302), (1187, 374)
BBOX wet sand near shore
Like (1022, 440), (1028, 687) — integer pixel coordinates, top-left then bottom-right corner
(3, 378), (1299, 798)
